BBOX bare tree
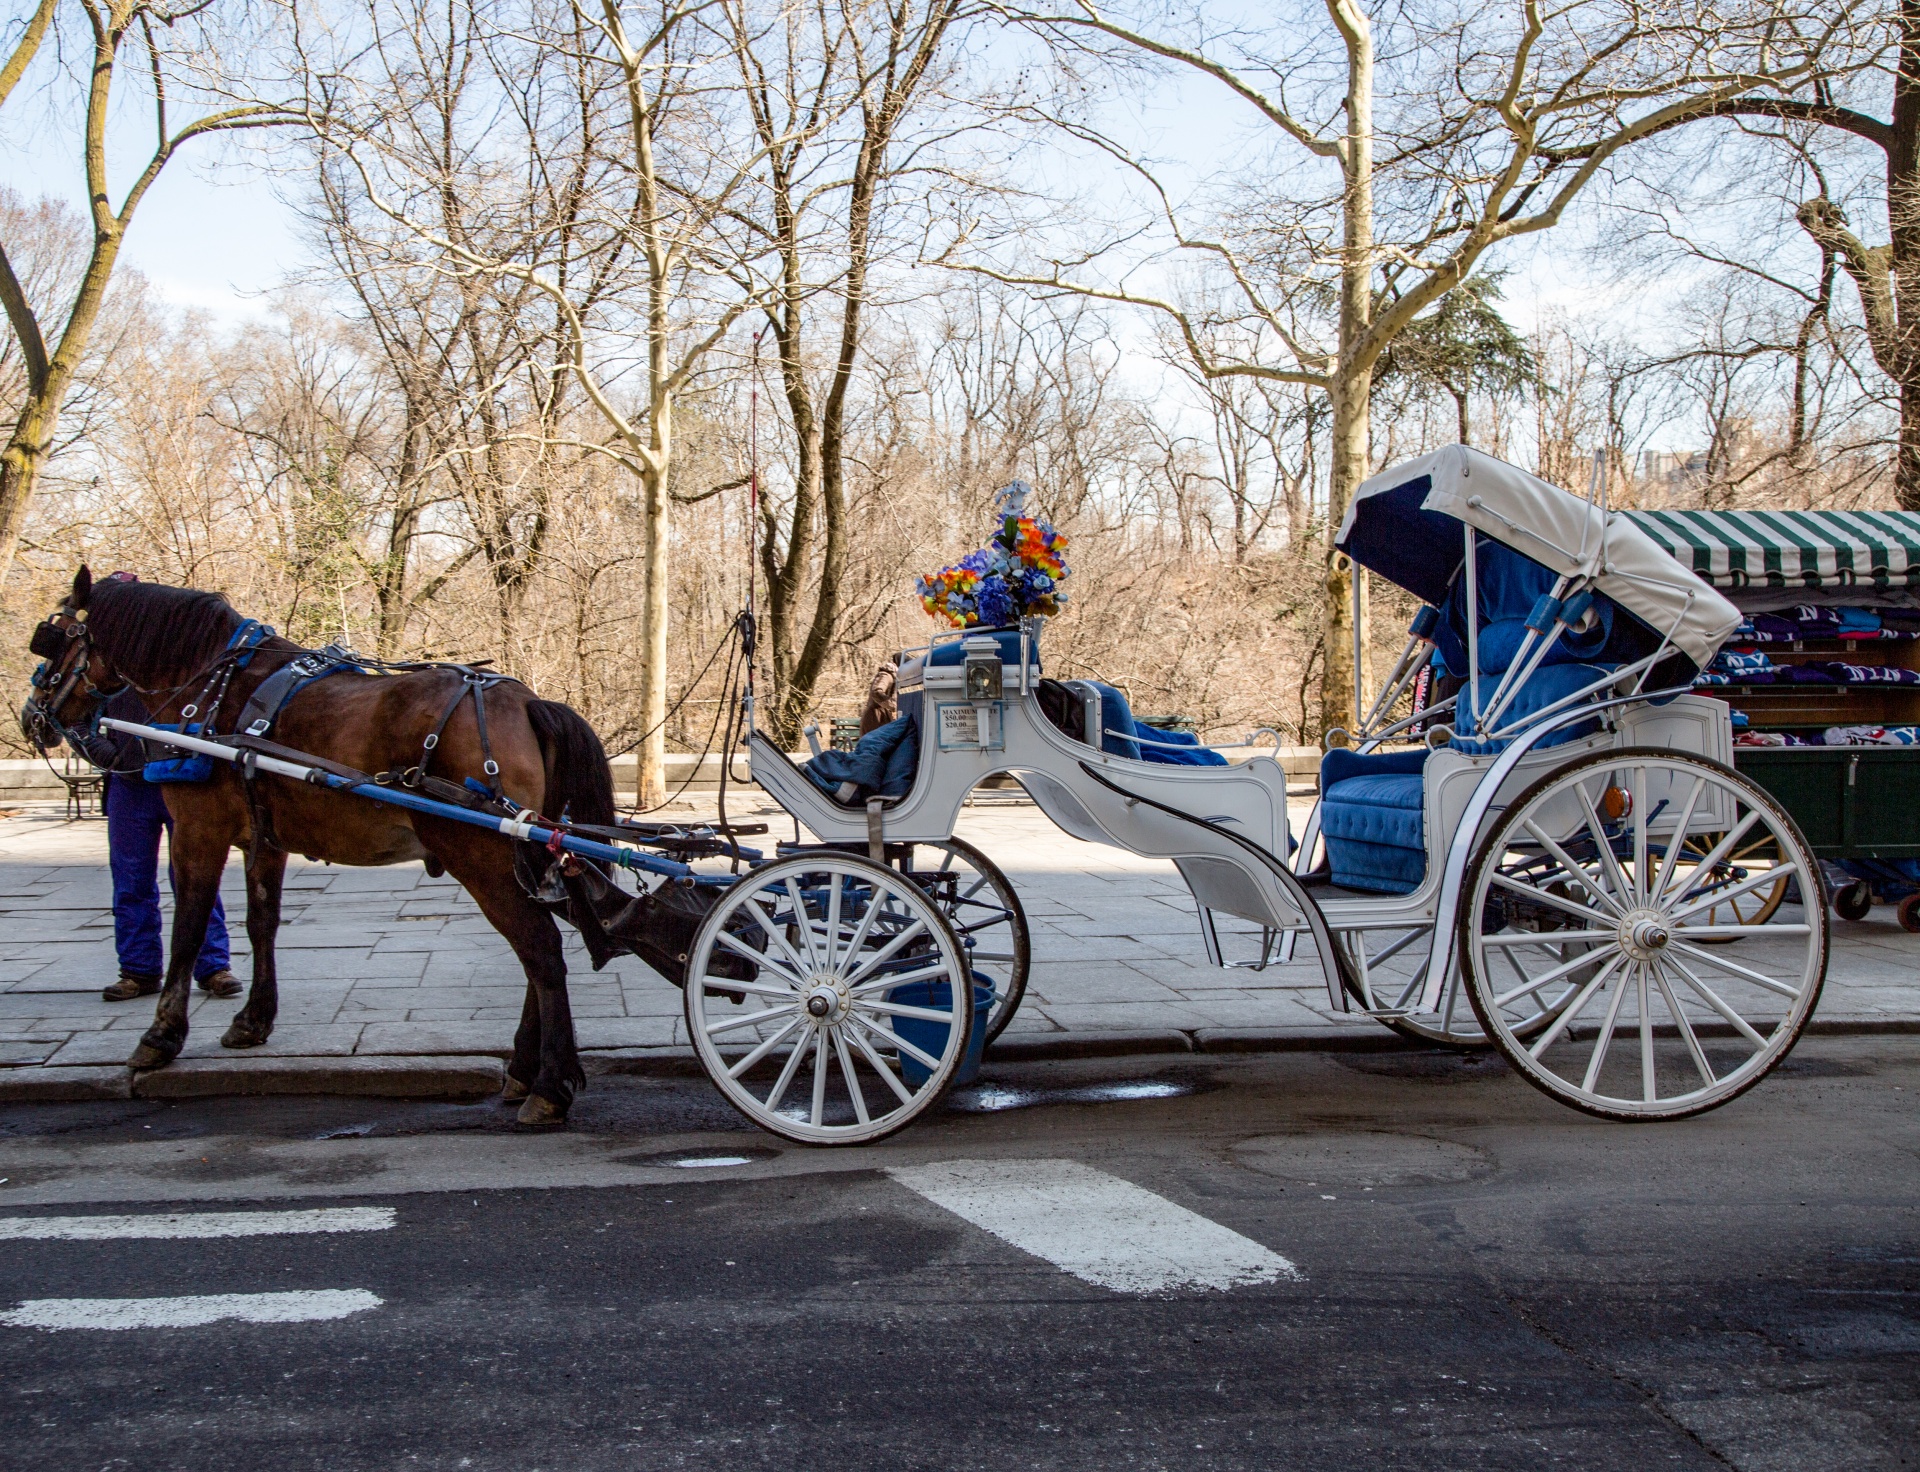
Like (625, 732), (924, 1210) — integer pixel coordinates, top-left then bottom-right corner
(722, 0), (968, 745)
(953, 0), (1845, 733)
(0, 0), (294, 591)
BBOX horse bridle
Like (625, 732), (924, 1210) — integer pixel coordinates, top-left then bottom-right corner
(21, 605), (128, 757)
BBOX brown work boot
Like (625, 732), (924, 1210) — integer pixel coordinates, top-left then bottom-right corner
(196, 969), (243, 999)
(102, 971), (161, 1001)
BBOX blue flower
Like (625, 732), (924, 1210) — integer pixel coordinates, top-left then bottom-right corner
(975, 576), (1016, 627)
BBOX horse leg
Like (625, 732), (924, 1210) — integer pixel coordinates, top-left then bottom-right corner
(128, 834), (229, 1071)
(434, 845), (583, 1126)
(222, 844), (286, 1048)
(502, 981), (540, 1103)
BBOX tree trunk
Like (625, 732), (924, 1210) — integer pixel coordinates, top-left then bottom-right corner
(636, 445), (670, 808)
(1320, 0), (1374, 737)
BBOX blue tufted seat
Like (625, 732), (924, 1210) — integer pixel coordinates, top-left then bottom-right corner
(1318, 747), (1429, 893)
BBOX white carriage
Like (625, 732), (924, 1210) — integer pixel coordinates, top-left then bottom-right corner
(679, 447), (1827, 1145)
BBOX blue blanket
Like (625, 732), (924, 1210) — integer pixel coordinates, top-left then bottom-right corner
(803, 716), (919, 802)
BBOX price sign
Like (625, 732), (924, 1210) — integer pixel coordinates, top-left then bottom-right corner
(935, 702), (1002, 751)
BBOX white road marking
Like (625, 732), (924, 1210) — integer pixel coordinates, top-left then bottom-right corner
(2, 1290), (383, 1332)
(888, 1158), (1300, 1295)
(0, 1207), (396, 1240)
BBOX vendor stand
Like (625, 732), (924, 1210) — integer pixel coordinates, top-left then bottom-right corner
(1627, 507), (1920, 928)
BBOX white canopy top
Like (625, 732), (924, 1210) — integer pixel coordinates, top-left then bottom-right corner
(1337, 445), (1741, 668)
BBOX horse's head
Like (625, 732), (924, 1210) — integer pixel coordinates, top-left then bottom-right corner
(19, 567), (131, 759)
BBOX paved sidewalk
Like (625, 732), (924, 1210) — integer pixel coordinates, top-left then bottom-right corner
(1, 795), (1914, 1095)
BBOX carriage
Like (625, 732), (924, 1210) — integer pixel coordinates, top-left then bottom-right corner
(97, 447), (1828, 1146)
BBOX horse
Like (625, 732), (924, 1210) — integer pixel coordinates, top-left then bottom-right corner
(18, 567), (616, 1126)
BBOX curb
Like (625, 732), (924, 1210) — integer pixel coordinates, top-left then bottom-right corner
(1, 1020), (1912, 1104)
(0, 1055), (504, 1104)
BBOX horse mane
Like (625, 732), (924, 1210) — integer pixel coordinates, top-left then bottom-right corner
(86, 579), (246, 687)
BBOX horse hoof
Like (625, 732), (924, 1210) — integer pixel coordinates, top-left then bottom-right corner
(127, 1042), (176, 1071)
(501, 1077), (531, 1103)
(515, 1094), (568, 1129)
(220, 1023), (269, 1049)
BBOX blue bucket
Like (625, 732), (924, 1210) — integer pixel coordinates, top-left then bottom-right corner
(890, 971), (991, 1088)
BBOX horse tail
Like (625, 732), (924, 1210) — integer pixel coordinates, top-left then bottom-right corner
(526, 699), (617, 826)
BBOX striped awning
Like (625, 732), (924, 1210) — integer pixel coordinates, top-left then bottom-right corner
(1625, 508), (1920, 592)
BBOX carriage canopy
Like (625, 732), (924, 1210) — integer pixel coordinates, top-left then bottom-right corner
(1336, 445), (1740, 669)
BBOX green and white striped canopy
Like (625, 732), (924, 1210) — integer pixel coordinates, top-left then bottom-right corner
(1625, 508), (1920, 592)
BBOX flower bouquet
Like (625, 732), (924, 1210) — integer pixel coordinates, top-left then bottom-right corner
(917, 512), (1070, 629)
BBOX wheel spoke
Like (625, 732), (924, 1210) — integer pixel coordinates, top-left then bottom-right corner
(744, 896), (812, 977)
(701, 975), (805, 1002)
(809, 1027), (829, 1127)
(832, 1026), (869, 1126)
(857, 996), (959, 1025)
(1673, 923), (1810, 939)
(1667, 862), (1803, 925)
(723, 1013), (807, 1078)
(1526, 953), (1625, 1059)
(1661, 952), (1772, 1050)
(1574, 781), (1637, 911)
(1488, 872), (1613, 927)
(1650, 776), (1708, 903)
(1632, 765), (1649, 905)
(706, 1004), (799, 1037)
(1637, 964), (1657, 1103)
(848, 1012), (944, 1073)
(1658, 809), (1762, 906)
(1668, 939), (1807, 999)
(846, 1022), (916, 1106)
(1580, 962), (1634, 1092)
(786, 879), (824, 972)
(1518, 821), (1623, 917)
(823, 872), (845, 973)
(762, 1024), (814, 1110)
(848, 961), (952, 997)
(1652, 962), (1716, 1086)
(1478, 927), (1619, 946)
(714, 929), (801, 984)
(843, 917), (930, 985)
(1494, 941), (1619, 1009)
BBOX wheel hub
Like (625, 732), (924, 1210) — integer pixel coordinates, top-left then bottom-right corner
(1620, 909), (1672, 961)
(804, 981), (846, 1023)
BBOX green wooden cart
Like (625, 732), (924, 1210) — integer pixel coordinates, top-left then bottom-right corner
(1629, 507), (1920, 928)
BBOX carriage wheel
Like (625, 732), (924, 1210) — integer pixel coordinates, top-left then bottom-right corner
(896, 837), (1029, 1043)
(684, 854), (974, 1146)
(1460, 748), (1825, 1120)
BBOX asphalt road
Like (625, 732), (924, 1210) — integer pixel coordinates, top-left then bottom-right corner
(0, 1038), (1916, 1472)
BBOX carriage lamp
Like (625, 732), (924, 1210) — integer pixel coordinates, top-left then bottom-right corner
(964, 650), (1003, 702)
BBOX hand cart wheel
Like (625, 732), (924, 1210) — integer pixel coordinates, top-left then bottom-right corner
(1833, 880), (1873, 922)
(1460, 748), (1826, 1121)
(1679, 830), (1790, 942)
(1900, 893), (1920, 934)
(684, 853), (974, 1145)
(894, 837), (1029, 1043)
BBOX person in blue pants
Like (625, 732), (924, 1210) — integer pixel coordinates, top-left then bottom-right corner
(96, 690), (239, 1002)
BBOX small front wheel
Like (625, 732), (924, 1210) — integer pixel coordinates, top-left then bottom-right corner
(685, 854), (975, 1146)
(895, 837), (1030, 1043)
(1460, 748), (1826, 1121)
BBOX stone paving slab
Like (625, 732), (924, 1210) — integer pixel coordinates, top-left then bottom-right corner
(1, 794), (1915, 1100)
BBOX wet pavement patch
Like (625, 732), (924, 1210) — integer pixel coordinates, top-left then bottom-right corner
(1231, 1130), (1495, 1187)
(615, 1145), (783, 1170)
(947, 1071), (1214, 1114)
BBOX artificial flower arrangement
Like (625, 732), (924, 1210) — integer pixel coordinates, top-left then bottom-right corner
(917, 512), (1071, 628)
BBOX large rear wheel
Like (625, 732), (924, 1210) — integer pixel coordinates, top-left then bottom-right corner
(1460, 748), (1826, 1120)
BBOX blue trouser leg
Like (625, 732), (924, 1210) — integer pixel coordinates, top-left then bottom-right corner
(105, 776), (230, 979)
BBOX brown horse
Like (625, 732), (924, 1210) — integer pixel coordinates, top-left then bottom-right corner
(19, 567), (616, 1126)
